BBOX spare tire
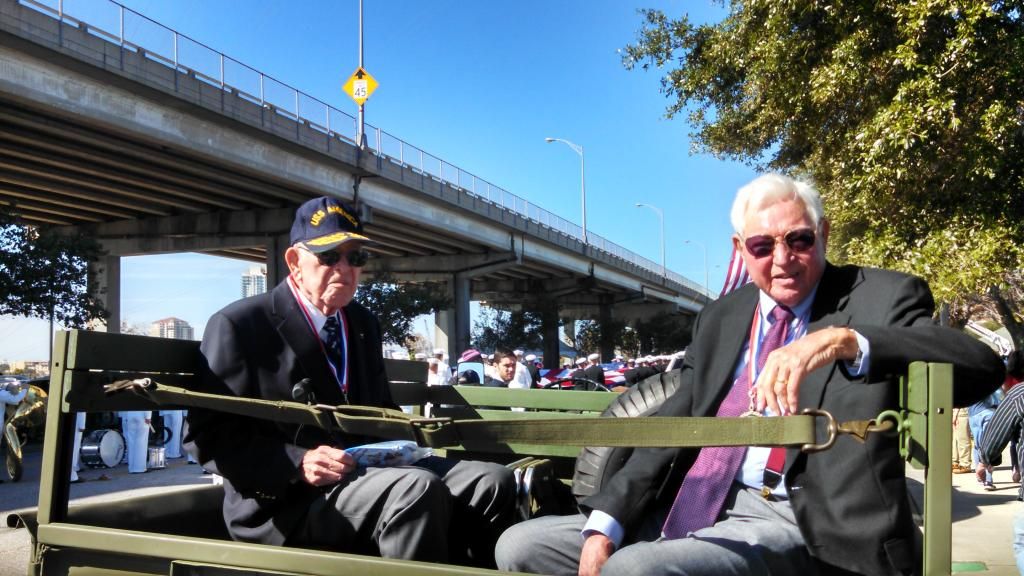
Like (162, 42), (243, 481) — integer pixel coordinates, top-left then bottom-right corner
(571, 369), (682, 502)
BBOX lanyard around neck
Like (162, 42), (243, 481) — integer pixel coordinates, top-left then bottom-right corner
(288, 277), (349, 395)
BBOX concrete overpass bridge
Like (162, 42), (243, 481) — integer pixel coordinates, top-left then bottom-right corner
(0, 0), (709, 364)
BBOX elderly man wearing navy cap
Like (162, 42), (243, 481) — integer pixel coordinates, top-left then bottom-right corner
(186, 196), (515, 566)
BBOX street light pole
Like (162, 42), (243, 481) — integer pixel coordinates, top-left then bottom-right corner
(685, 239), (709, 301)
(635, 203), (665, 277)
(544, 137), (587, 245)
(356, 0), (366, 149)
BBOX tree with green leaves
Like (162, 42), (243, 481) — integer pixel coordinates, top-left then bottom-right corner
(0, 207), (107, 328)
(471, 307), (544, 352)
(578, 317), (692, 357)
(624, 1), (1024, 344)
(356, 272), (451, 346)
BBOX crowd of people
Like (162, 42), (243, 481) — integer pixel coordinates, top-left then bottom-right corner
(403, 347), (682, 390)
(176, 175), (1008, 576)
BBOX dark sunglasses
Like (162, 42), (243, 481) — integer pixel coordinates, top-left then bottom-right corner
(305, 246), (370, 268)
(743, 228), (816, 259)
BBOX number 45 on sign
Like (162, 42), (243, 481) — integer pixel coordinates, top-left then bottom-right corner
(343, 67), (378, 106)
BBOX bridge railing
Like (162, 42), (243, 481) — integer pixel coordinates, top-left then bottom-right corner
(17, 0), (711, 300)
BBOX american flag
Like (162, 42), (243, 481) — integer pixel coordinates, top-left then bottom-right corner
(719, 244), (750, 296)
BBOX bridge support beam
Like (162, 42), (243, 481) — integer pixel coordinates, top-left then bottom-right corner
(540, 301), (560, 370)
(88, 254), (121, 333)
(599, 298), (614, 361)
(453, 274), (472, 357)
(265, 234), (290, 287)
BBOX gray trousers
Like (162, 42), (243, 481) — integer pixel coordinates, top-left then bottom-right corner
(496, 483), (819, 576)
(289, 456), (515, 567)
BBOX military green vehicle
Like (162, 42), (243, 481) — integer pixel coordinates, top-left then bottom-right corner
(7, 330), (955, 575)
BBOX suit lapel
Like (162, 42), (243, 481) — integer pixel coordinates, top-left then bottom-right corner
(799, 263), (862, 410)
(695, 285), (758, 416)
(270, 282), (345, 405)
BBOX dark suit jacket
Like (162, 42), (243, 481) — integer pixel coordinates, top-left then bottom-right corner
(186, 280), (394, 546)
(581, 264), (1004, 575)
(583, 365), (605, 386)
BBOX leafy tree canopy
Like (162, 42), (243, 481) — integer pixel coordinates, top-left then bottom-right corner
(471, 307), (544, 352)
(579, 316), (693, 358)
(624, 1), (1024, 340)
(0, 208), (107, 327)
(356, 271), (451, 346)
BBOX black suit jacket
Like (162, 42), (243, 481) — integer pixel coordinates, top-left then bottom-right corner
(581, 264), (1004, 575)
(187, 280), (394, 546)
(583, 365), (605, 386)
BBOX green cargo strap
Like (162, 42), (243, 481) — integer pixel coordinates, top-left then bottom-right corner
(105, 379), (415, 440)
(106, 379), (837, 451)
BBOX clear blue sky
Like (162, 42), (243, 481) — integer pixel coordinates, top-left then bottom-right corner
(0, 0), (758, 362)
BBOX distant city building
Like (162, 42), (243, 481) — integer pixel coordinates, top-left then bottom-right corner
(241, 265), (267, 297)
(150, 317), (195, 341)
(7, 359), (49, 378)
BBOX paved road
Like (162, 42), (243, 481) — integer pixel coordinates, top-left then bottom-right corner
(0, 441), (214, 576)
(2, 442), (1021, 575)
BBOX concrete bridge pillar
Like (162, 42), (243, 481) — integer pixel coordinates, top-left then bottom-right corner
(265, 234), (290, 287)
(88, 254), (121, 333)
(540, 302), (560, 369)
(434, 278), (457, 362)
(453, 273), (472, 357)
(599, 298), (614, 361)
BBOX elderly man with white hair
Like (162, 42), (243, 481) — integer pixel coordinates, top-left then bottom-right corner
(497, 173), (1004, 576)
(187, 196), (515, 567)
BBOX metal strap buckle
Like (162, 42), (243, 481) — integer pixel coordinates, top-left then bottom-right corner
(800, 408), (838, 453)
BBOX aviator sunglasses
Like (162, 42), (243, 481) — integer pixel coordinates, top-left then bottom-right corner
(742, 227), (816, 259)
(302, 245), (370, 268)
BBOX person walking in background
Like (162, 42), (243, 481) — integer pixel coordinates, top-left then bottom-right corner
(971, 388), (1003, 490)
(583, 353), (605, 387)
(979, 349), (1024, 573)
(1005, 351), (1024, 483)
(525, 354), (541, 387)
(511, 350), (533, 390)
(952, 407), (974, 474)
(119, 410), (151, 474)
(70, 412), (86, 483)
(160, 409), (185, 459)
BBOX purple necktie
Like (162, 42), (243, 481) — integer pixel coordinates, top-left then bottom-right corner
(662, 305), (793, 539)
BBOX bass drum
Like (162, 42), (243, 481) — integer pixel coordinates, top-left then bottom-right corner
(80, 429), (125, 469)
(572, 370), (682, 502)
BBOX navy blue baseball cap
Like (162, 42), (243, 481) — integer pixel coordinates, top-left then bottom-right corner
(290, 197), (371, 253)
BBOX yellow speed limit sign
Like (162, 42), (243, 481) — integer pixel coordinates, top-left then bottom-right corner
(343, 67), (378, 106)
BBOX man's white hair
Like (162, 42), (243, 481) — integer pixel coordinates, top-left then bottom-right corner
(729, 174), (824, 236)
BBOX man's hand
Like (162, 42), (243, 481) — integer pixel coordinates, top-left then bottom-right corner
(579, 533), (615, 576)
(755, 326), (860, 416)
(300, 445), (355, 487)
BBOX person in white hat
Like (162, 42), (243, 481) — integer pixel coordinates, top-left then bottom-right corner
(433, 348), (451, 382)
(524, 354), (541, 387)
(583, 353), (605, 386)
(510, 349), (532, 391)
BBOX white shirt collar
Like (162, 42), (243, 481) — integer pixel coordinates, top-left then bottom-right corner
(287, 277), (335, 332)
(756, 285), (818, 331)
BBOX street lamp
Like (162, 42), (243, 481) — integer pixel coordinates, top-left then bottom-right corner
(684, 239), (709, 302)
(544, 137), (587, 244)
(634, 203), (665, 277)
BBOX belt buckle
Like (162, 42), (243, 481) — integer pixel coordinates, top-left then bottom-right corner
(761, 486), (774, 500)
